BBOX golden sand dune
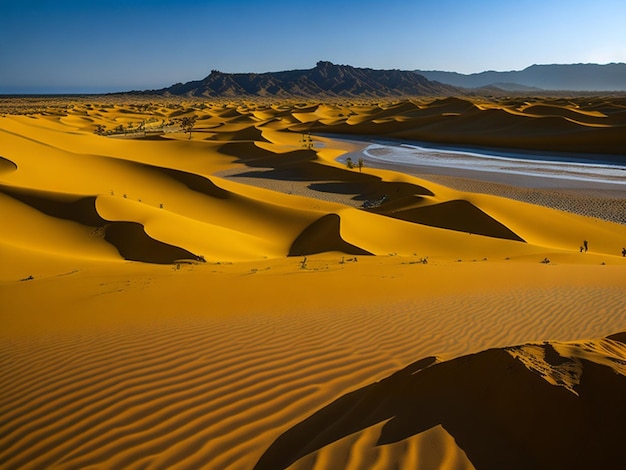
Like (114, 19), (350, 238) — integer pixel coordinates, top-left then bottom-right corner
(1, 97), (625, 469)
(520, 103), (615, 123)
(302, 96), (626, 155)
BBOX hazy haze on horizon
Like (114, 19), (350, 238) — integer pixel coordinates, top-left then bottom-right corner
(1, 0), (625, 94)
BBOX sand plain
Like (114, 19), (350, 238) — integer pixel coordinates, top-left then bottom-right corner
(1, 96), (625, 469)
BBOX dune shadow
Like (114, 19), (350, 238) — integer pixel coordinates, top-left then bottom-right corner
(309, 180), (434, 202)
(159, 167), (230, 199)
(232, 168), (317, 182)
(233, 163), (381, 183)
(219, 142), (316, 168)
(377, 199), (525, 242)
(104, 222), (201, 264)
(255, 336), (626, 470)
(0, 156), (18, 173)
(208, 125), (270, 142)
(132, 134), (169, 141)
(0, 186), (106, 226)
(289, 214), (372, 256)
(306, 182), (372, 202)
(0, 186), (201, 264)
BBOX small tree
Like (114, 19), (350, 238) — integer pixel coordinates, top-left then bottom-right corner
(180, 116), (197, 139)
(346, 157), (354, 169)
(94, 124), (106, 135)
(357, 158), (364, 172)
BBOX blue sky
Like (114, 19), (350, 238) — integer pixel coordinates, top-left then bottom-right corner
(1, 0), (625, 94)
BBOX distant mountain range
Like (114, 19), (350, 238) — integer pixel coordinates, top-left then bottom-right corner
(415, 63), (626, 91)
(138, 61), (461, 98)
(131, 62), (626, 98)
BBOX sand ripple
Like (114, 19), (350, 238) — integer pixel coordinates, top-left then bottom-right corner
(2, 280), (625, 469)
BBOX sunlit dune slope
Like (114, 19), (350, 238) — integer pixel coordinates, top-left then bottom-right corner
(1, 99), (626, 269)
(0, 116), (325, 262)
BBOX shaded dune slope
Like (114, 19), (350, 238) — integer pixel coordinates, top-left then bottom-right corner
(0, 186), (202, 264)
(0, 187), (105, 227)
(288, 214), (372, 256)
(309, 180), (433, 203)
(219, 142), (318, 169)
(0, 156), (18, 173)
(159, 167), (231, 199)
(201, 123), (272, 142)
(380, 200), (525, 241)
(104, 222), (200, 264)
(255, 333), (626, 470)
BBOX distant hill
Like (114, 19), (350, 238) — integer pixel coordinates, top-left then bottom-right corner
(415, 63), (626, 91)
(137, 61), (462, 98)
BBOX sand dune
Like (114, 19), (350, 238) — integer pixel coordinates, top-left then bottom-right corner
(288, 213), (373, 256)
(1, 96), (625, 469)
(256, 333), (626, 470)
(303, 96), (626, 155)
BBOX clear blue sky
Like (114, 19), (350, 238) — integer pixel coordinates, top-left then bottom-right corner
(1, 0), (625, 94)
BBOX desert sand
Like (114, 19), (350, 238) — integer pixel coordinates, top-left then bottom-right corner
(1, 96), (625, 469)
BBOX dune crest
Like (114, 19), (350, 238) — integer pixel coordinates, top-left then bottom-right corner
(508, 335), (626, 395)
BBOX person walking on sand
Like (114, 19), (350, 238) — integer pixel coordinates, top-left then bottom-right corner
(583, 240), (588, 252)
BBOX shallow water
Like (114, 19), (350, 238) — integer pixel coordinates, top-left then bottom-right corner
(337, 137), (626, 190)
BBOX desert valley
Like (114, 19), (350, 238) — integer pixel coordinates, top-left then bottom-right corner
(1, 62), (626, 469)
